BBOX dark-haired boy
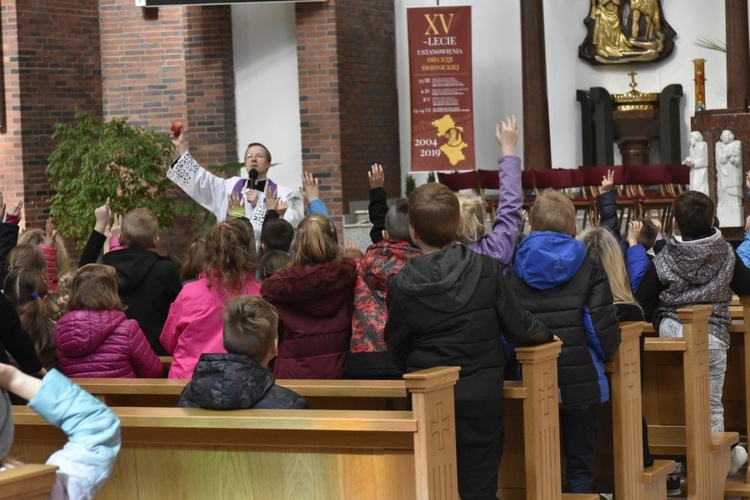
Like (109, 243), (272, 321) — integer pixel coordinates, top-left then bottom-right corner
(385, 182), (552, 499)
(346, 195), (420, 379)
(102, 208), (181, 356)
(260, 218), (294, 254)
(511, 189), (620, 493)
(178, 295), (307, 410)
(636, 190), (750, 476)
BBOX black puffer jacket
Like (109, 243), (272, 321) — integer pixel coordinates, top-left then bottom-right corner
(512, 231), (620, 408)
(178, 353), (308, 410)
(385, 244), (551, 417)
(103, 248), (182, 356)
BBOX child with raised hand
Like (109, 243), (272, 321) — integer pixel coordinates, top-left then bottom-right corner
(0, 363), (121, 499)
(55, 264), (163, 379)
(261, 214), (357, 379)
(346, 164), (420, 379)
(78, 197), (113, 266)
(4, 267), (60, 370)
(0, 193), (23, 276)
(18, 220), (71, 293)
(455, 116), (523, 271)
(161, 219), (261, 379)
(178, 295), (307, 410)
(102, 207), (182, 356)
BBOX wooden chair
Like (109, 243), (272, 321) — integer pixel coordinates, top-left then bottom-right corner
(521, 170), (537, 214)
(623, 164), (675, 227)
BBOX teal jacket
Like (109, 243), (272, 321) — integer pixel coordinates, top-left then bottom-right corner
(28, 370), (121, 499)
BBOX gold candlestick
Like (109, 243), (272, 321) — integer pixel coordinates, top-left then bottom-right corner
(693, 58), (706, 111)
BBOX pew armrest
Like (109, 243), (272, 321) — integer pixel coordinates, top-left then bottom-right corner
(644, 338), (687, 352)
(641, 460), (676, 484)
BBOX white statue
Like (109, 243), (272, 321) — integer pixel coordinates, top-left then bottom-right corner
(716, 129), (744, 227)
(683, 131), (709, 195)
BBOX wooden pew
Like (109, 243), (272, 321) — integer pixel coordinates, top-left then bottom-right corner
(73, 343), (572, 499)
(159, 355), (172, 372)
(725, 295), (750, 497)
(11, 366), (460, 500)
(644, 306), (738, 499)
(0, 464), (58, 500)
(607, 322), (675, 499)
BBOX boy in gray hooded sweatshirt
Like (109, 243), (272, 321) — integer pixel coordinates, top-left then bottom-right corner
(385, 182), (552, 500)
(636, 190), (750, 476)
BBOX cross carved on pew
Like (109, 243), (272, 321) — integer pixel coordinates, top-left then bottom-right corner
(624, 347), (638, 389)
(538, 371), (555, 416)
(693, 325), (708, 369)
(431, 401), (451, 450)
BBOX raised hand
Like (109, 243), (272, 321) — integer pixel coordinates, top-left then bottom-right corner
(300, 172), (320, 204)
(627, 220), (643, 247)
(600, 170), (615, 194)
(94, 197), (111, 234)
(495, 115), (519, 157)
(264, 187), (279, 212)
(368, 164), (385, 190)
(228, 191), (244, 217)
(8, 199), (23, 219)
(111, 213), (123, 240)
(277, 199), (288, 218)
(44, 219), (58, 247)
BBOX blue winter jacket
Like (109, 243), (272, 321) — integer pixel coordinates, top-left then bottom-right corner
(511, 231), (621, 407)
(738, 232), (750, 269)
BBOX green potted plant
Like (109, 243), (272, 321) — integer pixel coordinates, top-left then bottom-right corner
(405, 174), (417, 196)
(47, 109), (178, 249)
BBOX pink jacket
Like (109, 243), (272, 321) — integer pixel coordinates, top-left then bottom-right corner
(160, 273), (261, 379)
(55, 309), (163, 378)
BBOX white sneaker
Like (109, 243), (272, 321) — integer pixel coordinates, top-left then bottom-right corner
(729, 445), (748, 477)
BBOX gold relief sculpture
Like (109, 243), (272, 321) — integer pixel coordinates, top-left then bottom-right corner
(579, 0), (676, 66)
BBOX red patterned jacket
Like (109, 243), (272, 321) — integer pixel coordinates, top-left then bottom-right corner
(345, 240), (420, 379)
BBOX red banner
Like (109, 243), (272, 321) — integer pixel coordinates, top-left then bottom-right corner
(408, 6), (474, 172)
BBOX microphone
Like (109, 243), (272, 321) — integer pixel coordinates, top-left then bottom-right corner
(248, 168), (259, 191)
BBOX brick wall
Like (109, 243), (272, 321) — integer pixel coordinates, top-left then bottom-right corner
(2, 0), (102, 231)
(337, 0), (400, 205)
(99, 2), (235, 258)
(295, 0), (399, 222)
(0, 2), (24, 218)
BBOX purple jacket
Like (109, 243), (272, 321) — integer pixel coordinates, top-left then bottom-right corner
(56, 309), (164, 378)
(469, 155), (523, 272)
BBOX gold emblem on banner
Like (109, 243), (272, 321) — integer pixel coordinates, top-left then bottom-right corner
(432, 115), (467, 166)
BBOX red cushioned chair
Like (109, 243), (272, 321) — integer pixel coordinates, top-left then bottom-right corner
(477, 169), (500, 214)
(623, 164), (675, 230)
(533, 168), (593, 228)
(437, 170), (479, 192)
